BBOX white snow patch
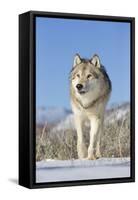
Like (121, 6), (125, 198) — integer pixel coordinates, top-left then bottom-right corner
(36, 158), (130, 183)
(52, 114), (75, 132)
(105, 106), (129, 124)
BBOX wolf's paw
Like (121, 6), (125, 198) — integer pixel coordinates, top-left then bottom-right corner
(95, 153), (102, 159)
(86, 155), (96, 160)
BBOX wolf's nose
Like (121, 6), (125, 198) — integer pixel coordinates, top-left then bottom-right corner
(76, 84), (83, 90)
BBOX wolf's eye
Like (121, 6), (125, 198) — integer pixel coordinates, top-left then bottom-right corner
(76, 74), (80, 78)
(87, 74), (92, 79)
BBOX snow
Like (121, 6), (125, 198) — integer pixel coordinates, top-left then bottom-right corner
(36, 158), (130, 183)
(105, 105), (130, 124)
(51, 114), (75, 132)
(36, 107), (71, 124)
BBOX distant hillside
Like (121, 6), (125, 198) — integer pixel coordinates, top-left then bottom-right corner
(51, 102), (130, 133)
(36, 102), (130, 129)
(36, 106), (71, 125)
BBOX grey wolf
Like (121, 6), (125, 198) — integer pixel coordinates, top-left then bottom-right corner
(70, 54), (112, 160)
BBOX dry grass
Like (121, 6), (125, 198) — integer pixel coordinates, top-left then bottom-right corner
(36, 110), (130, 161)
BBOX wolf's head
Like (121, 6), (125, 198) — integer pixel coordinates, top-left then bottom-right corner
(70, 54), (111, 99)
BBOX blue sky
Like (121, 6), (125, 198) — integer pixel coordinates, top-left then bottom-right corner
(36, 17), (130, 109)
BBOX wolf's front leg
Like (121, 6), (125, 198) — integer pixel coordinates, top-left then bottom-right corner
(88, 116), (100, 160)
(74, 115), (87, 159)
(95, 123), (103, 159)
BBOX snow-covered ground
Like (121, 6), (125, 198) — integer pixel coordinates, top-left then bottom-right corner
(36, 158), (130, 183)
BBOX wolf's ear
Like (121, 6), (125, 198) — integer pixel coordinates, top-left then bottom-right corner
(90, 54), (101, 68)
(73, 54), (82, 67)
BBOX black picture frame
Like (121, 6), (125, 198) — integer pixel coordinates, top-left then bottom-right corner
(19, 10), (135, 189)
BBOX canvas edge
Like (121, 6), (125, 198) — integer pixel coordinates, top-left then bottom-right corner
(19, 10), (135, 189)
